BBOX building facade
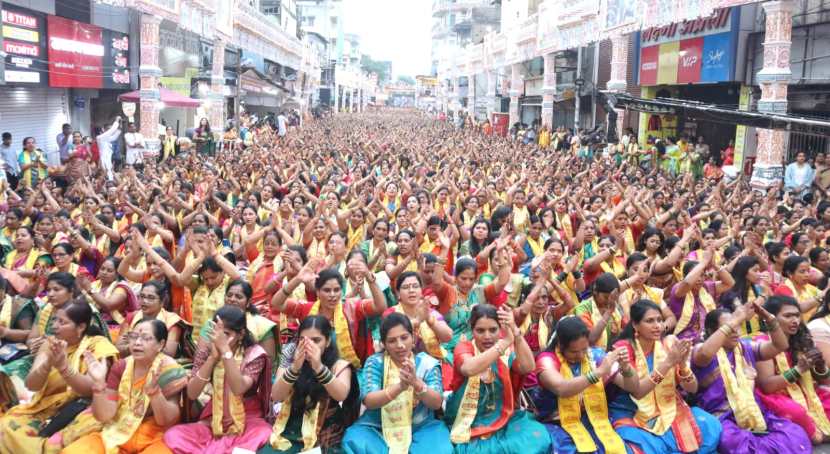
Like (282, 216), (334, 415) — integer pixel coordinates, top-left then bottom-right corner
(436, 0), (830, 187)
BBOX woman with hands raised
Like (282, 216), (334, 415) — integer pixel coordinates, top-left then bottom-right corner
(0, 301), (119, 453)
(163, 305), (273, 453)
(343, 312), (450, 454)
(690, 296), (811, 452)
(610, 300), (722, 454)
(444, 304), (551, 454)
(533, 316), (635, 454)
(262, 315), (357, 453)
(61, 319), (187, 454)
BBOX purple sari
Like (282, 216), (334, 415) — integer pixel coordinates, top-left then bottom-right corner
(691, 339), (812, 454)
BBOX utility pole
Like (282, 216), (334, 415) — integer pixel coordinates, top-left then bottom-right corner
(235, 51), (242, 127)
(574, 46), (582, 133)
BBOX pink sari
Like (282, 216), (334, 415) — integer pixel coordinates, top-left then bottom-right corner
(162, 345), (272, 453)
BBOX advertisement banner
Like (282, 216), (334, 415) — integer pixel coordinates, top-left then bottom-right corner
(2, 6), (48, 85)
(637, 7), (738, 86)
(733, 85), (751, 168)
(103, 29), (130, 88)
(700, 32), (733, 83)
(47, 15), (104, 88)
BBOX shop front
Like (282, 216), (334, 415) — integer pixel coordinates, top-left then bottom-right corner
(0, 5), (69, 161)
(635, 6), (744, 158)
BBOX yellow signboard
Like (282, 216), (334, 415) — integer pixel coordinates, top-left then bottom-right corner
(3, 25), (38, 43)
(733, 85), (751, 169)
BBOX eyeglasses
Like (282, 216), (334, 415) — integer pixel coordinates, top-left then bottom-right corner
(139, 293), (159, 301)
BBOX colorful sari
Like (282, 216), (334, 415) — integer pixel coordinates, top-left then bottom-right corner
(247, 255), (283, 315)
(90, 280), (138, 339)
(0, 295), (38, 409)
(444, 341), (551, 454)
(162, 344), (272, 453)
(0, 335), (118, 454)
(120, 310), (192, 360)
(60, 355), (187, 454)
(532, 348), (631, 454)
(609, 338), (721, 454)
(343, 352), (450, 454)
(690, 339), (811, 453)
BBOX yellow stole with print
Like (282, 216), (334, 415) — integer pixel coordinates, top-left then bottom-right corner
(382, 352), (415, 454)
(309, 300), (360, 368)
(600, 256), (626, 279)
(4, 247), (39, 270)
(130, 309), (182, 332)
(269, 386), (323, 451)
(211, 348), (246, 436)
(521, 312), (550, 351)
(513, 205), (529, 232)
(0, 295), (14, 328)
(37, 303), (55, 335)
(590, 299), (623, 349)
(449, 343), (511, 443)
(775, 352), (830, 435)
(631, 339), (679, 435)
(556, 350), (626, 454)
(526, 236), (544, 258)
(784, 279), (820, 322)
(716, 343), (766, 431)
(556, 211), (573, 240)
(95, 233), (111, 255)
(308, 238), (327, 260)
(621, 286), (663, 314)
(738, 286), (763, 338)
(100, 354), (164, 454)
(623, 227), (635, 255)
(347, 225), (365, 251)
(395, 305), (444, 360)
(673, 287), (715, 336)
(91, 280), (127, 324)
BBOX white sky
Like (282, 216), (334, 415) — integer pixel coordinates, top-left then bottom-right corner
(342, 0), (433, 78)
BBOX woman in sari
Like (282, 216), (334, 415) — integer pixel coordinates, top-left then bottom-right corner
(247, 229), (284, 315)
(5, 225), (40, 278)
(61, 319), (187, 454)
(382, 271), (452, 361)
(756, 295), (830, 444)
(534, 316), (637, 454)
(444, 303), (550, 453)
(0, 301), (118, 453)
(574, 273), (625, 349)
(260, 315), (358, 453)
(668, 247), (734, 342)
(0, 275), (38, 409)
(224, 279), (278, 362)
(690, 300), (811, 453)
(343, 312), (451, 454)
(359, 219), (391, 273)
(117, 281), (189, 359)
(610, 300), (721, 454)
(718, 256), (771, 338)
(618, 252), (676, 331)
(775, 255), (826, 321)
(272, 261), (387, 368)
(163, 305), (272, 453)
(78, 256), (138, 340)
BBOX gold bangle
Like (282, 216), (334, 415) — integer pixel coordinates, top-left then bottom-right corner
(194, 369), (210, 382)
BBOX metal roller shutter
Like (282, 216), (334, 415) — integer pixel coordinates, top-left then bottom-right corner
(0, 86), (69, 164)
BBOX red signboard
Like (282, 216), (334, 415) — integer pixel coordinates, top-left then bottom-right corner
(639, 45), (659, 86)
(677, 37), (703, 84)
(4, 40), (38, 57)
(47, 15), (104, 88)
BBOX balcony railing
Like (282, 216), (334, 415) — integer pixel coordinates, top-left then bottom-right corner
(235, 0), (303, 59)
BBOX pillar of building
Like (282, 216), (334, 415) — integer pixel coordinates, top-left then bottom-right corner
(208, 37), (226, 131)
(337, 85), (342, 111)
(352, 88), (357, 112)
(486, 70), (497, 118)
(359, 88), (364, 112)
(751, 0), (794, 189)
(467, 74), (476, 118)
(508, 63), (521, 126)
(138, 13), (162, 153)
(608, 33), (629, 139)
(541, 53), (556, 129)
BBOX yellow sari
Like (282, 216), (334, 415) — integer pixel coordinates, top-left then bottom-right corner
(0, 335), (118, 453)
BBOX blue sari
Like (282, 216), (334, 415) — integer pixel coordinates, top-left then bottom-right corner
(343, 352), (450, 454)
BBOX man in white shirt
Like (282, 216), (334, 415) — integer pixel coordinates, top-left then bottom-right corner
(1, 132), (20, 188)
(276, 111), (288, 138)
(96, 117), (122, 180)
(124, 122), (146, 166)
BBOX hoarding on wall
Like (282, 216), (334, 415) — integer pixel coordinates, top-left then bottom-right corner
(47, 15), (104, 88)
(637, 7), (738, 86)
(2, 6), (48, 85)
(605, 0), (641, 29)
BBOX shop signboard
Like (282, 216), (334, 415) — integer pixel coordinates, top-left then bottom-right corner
(47, 15), (103, 88)
(2, 5), (48, 85)
(637, 7), (738, 86)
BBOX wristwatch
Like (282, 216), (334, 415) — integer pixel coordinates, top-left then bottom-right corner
(223, 350), (233, 360)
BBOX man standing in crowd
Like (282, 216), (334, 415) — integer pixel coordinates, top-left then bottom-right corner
(1, 133), (20, 189)
(785, 150), (816, 198)
(277, 111), (288, 139)
(56, 123), (72, 164)
(96, 117), (122, 180)
(124, 122), (146, 166)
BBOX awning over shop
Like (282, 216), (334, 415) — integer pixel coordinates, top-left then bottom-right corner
(606, 92), (830, 136)
(118, 88), (202, 108)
